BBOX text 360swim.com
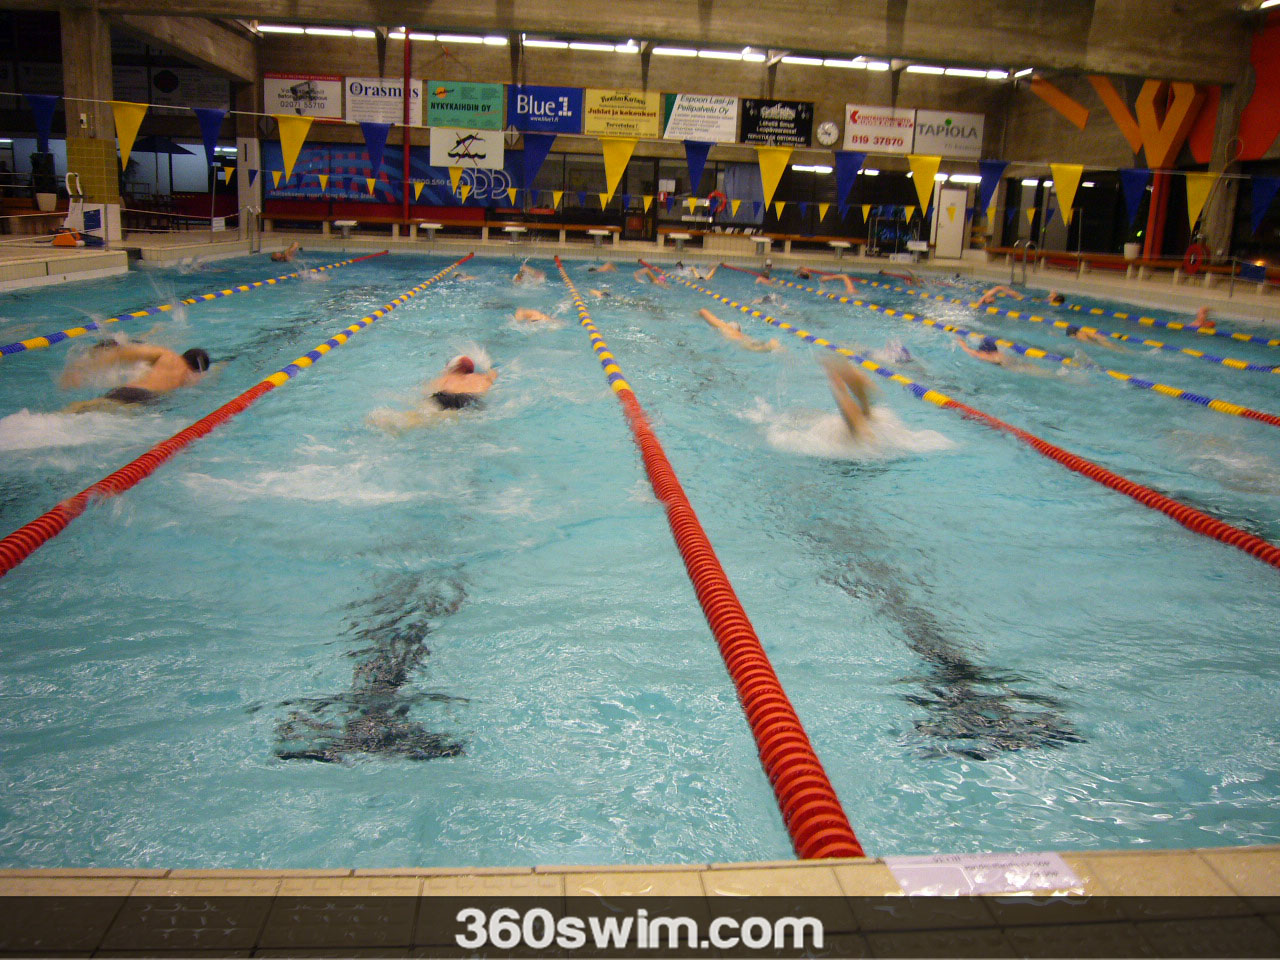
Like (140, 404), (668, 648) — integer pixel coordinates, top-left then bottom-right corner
(455, 907), (823, 952)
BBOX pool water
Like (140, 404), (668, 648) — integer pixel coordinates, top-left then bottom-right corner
(0, 252), (1277, 868)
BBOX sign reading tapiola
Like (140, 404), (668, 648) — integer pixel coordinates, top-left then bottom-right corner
(912, 109), (985, 159)
(263, 73), (343, 118)
(345, 77), (423, 125)
(662, 94), (739, 142)
(507, 84), (583, 134)
(843, 104), (915, 153)
(740, 98), (813, 146)
(427, 81), (504, 130)
(583, 89), (662, 138)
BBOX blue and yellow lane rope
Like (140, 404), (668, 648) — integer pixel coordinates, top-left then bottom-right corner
(0, 251), (389, 360)
(749, 272), (1280, 430)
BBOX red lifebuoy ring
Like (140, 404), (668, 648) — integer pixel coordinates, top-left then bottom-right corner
(1183, 242), (1209, 275)
(708, 190), (728, 216)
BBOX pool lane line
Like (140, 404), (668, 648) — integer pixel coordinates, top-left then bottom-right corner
(0, 253), (473, 580)
(715, 263), (1280, 430)
(641, 261), (1280, 572)
(0, 251), (390, 360)
(555, 255), (866, 860)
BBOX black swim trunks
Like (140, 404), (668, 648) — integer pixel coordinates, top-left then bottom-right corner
(432, 391), (481, 410)
(103, 386), (158, 405)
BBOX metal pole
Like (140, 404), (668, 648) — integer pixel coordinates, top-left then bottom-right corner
(402, 33), (412, 229)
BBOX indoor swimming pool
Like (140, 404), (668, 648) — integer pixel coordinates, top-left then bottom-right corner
(0, 251), (1277, 868)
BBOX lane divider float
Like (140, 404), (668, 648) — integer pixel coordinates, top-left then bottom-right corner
(0, 251), (390, 359)
(0, 253), (473, 579)
(557, 256), (865, 859)
(642, 260), (1280, 572)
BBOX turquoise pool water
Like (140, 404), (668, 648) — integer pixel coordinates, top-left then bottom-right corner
(0, 252), (1277, 868)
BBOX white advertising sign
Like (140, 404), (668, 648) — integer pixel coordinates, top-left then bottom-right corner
(344, 76), (423, 126)
(263, 73), (343, 118)
(885, 853), (1083, 896)
(429, 127), (505, 170)
(843, 104), (914, 153)
(662, 94), (739, 143)
(913, 109), (986, 159)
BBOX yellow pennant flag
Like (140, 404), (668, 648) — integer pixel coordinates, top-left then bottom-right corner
(1026, 207), (1037, 226)
(1050, 163), (1084, 225)
(598, 192), (610, 210)
(366, 177), (377, 195)
(774, 200), (786, 218)
(686, 197), (698, 214)
(507, 187), (518, 205)
(731, 199), (742, 217)
(946, 205), (956, 222)
(223, 165), (235, 184)
(552, 190), (563, 209)
(755, 146), (792, 209)
(460, 183), (472, 203)
(907, 154), (942, 213)
(643, 195), (654, 212)
(818, 203), (830, 221)
(987, 202), (996, 225)
(449, 167), (463, 195)
(600, 137), (638, 204)
(413, 181), (425, 201)
(1185, 172), (1219, 232)
(861, 204), (872, 222)
(109, 101), (149, 171)
(318, 173), (330, 192)
(273, 115), (314, 183)
(271, 170), (282, 189)
(904, 206), (916, 223)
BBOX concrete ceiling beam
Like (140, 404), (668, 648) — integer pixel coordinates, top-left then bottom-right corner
(111, 13), (257, 81)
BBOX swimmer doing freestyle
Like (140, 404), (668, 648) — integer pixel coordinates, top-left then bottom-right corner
(61, 340), (211, 413)
(365, 354), (497, 433)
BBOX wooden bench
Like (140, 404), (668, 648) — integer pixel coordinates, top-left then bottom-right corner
(486, 220), (621, 245)
(986, 246), (1256, 287)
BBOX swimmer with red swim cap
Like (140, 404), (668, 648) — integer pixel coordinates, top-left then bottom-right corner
(428, 354), (496, 410)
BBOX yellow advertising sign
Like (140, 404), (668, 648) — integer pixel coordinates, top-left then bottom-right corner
(583, 89), (662, 139)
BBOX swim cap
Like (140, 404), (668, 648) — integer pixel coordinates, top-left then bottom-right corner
(1049, 293), (1065, 304)
(978, 336), (998, 353)
(1065, 324), (1080, 337)
(449, 355), (475, 374)
(182, 348), (211, 372)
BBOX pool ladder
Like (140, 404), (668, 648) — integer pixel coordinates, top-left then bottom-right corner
(1011, 239), (1037, 284)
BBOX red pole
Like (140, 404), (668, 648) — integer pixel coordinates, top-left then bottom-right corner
(1143, 170), (1168, 259)
(402, 33), (412, 227)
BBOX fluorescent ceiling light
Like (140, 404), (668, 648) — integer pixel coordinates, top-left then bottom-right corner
(934, 172), (949, 181)
(905, 64), (945, 74)
(569, 41), (614, 51)
(1082, 181), (1096, 187)
(523, 38), (567, 48)
(484, 35), (508, 45)
(652, 46), (697, 56)
(865, 61), (890, 71)
(215, 146), (237, 153)
(699, 49), (742, 60)
(258, 24), (303, 33)
(304, 27), (352, 36)
(1021, 178), (1040, 186)
(986, 69), (1009, 80)
(437, 33), (484, 43)
(1014, 67), (1034, 77)
(1044, 180), (1054, 187)
(615, 41), (640, 53)
(409, 32), (435, 41)
(388, 30), (406, 39)
(781, 55), (824, 66)
(742, 52), (766, 62)
(824, 58), (865, 68)
(861, 169), (880, 176)
(352, 29), (376, 38)
(792, 164), (833, 174)
(945, 67), (988, 78)
(1262, 0), (1279, 8)
(949, 173), (982, 183)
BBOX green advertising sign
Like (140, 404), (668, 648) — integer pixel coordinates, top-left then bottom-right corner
(426, 80), (504, 130)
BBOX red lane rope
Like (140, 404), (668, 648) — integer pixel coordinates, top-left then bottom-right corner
(0, 253), (474, 579)
(556, 256), (865, 859)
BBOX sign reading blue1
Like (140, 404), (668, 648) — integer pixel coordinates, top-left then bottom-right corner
(507, 84), (584, 134)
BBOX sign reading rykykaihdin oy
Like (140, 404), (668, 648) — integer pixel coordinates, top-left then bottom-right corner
(426, 81), (504, 130)
(263, 73), (343, 118)
(582, 89), (663, 138)
(345, 76), (424, 125)
(662, 93), (739, 142)
(507, 84), (583, 134)
(740, 98), (814, 146)
(912, 109), (986, 159)
(429, 127), (506, 170)
(843, 104), (915, 153)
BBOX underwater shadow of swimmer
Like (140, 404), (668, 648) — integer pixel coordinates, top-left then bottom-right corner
(822, 557), (1084, 761)
(269, 573), (468, 762)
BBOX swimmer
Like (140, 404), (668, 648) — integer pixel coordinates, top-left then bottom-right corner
(270, 241), (301, 263)
(816, 271), (858, 294)
(699, 308), (781, 352)
(367, 355), (497, 432)
(690, 263), (720, 281)
(878, 268), (917, 283)
(977, 285), (1023, 305)
(1189, 307), (1216, 331)
(454, 272), (477, 282)
(587, 288), (613, 299)
(513, 262), (546, 285)
(514, 307), (554, 323)
(587, 262), (617, 273)
(956, 334), (1009, 366)
(820, 353), (875, 443)
(1064, 323), (1123, 350)
(794, 267), (814, 280)
(1046, 289), (1066, 305)
(62, 341), (210, 413)
(751, 292), (783, 306)
(634, 266), (668, 287)
(755, 272), (782, 287)
(875, 339), (915, 365)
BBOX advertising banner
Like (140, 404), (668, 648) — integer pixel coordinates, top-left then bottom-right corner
(662, 93), (739, 142)
(912, 109), (985, 159)
(740, 98), (813, 146)
(429, 127), (505, 170)
(344, 76), (423, 125)
(843, 104), (915, 153)
(583, 89), (662, 138)
(507, 84), (583, 134)
(426, 81), (504, 130)
(264, 73), (343, 118)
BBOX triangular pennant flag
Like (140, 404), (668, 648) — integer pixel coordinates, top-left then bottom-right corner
(838, 204), (850, 220)
(599, 192), (610, 210)
(248, 169), (258, 187)
(273, 114), (314, 182)
(1250, 176), (1280, 236)
(460, 182), (472, 203)
(666, 195), (674, 212)
(1119, 168), (1151, 225)
(194, 107), (226, 167)
(755, 146), (793, 209)
(24, 94), (59, 154)
(683, 140), (713, 193)
(507, 187), (518, 205)
(798, 202), (809, 216)
(359, 121), (391, 180)
(318, 173), (330, 191)
(552, 190), (563, 209)
(578, 191), (587, 207)
(1007, 207), (1018, 225)
(413, 180), (425, 201)
(366, 177), (377, 195)
(907, 155), (942, 212)
(109, 101), (149, 171)
(448, 166), (463, 194)
(643, 195), (654, 212)
(731, 199), (741, 217)
(686, 197), (698, 214)
(1185, 172), (1219, 232)
(271, 170), (282, 188)
(977, 160), (1008, 214)
(522, 132), (557, 189)
(946, 205), (956, 222)
(753, 201), (763, 217)
(774, 200), (786, 217)
(818, 202), (830, 221)
(904, 205), (916, 223)
(622, 193), (632, 208)
(1026, 207), (1037, 226)
(1050, 163), (1084, 225)
(223, 165), (235, 184)
(600, 137), (638, 204)
(835, 151), (866, 205)
(987, 201), (996, 225)
(861, 204), (872, 222)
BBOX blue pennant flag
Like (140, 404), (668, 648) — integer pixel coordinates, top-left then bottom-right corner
(683, 140), (713, 193)
(753, 201), (763, 217)
(665, 194), (674, 212)
(359, 121), (391, 178)
(798, 202), (809, 216)
(1250, 176), (1280, 236)
(25, 94), (59, 155)
(1119, 168), (1151, 225)
(621, 193), (632, 208)
(577, 191), (587, 208)
(521, 132), (556, 190)
(194, 108), (226, 167)
(839, 203), (851, 220)
(977, 160), (1008, 213)
(1006, 206), (1019, 225)
(248, 169), (258, 187)
(834, 151), (866, 206)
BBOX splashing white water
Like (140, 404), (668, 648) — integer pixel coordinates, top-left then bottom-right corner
(180, 463), (425, 505)
(741, 398), (955, 461)
(0, 408), (166, 451)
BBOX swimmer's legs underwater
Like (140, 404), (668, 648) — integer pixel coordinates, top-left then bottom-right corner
(820, 354), (874, 443)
